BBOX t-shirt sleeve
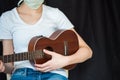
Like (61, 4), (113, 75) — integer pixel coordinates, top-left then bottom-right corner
(0, 14), (12, 39)
(55, 9), (74, 30)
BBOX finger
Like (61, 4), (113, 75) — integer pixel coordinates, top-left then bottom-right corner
(35, 66), (52, 72)
(0, 61), (3, 66)
(0, 62), (5, 72)
(0, 61), (2, 64)
(34, 64), (42, 67)
(44, 68), (52, 72)
(35, 63), (49, 68)
(43, 49), (54, 55)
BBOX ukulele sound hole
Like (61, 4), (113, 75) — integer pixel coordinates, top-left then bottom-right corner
(45, 47), (53, 51)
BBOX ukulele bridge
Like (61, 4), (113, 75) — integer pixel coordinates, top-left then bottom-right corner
(64, 41), (68, 56)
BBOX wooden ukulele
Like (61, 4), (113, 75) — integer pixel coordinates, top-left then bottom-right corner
(0, 30), (79, 70)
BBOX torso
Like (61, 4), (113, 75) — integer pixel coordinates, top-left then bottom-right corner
(0, 4), (74, 77)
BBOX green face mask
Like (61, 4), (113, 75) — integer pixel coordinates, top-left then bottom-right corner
(24, 0), (44, 9)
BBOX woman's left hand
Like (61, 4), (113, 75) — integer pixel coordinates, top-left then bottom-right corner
(34, 49), (69, 72)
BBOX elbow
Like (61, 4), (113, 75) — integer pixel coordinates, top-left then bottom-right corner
(87, 47), (93, 59)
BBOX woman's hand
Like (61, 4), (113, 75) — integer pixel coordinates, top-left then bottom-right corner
(0, 60), (5, 72)
(34, 49), (69, 72)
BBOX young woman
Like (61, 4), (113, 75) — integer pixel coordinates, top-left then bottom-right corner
(0, 0), (92, 80)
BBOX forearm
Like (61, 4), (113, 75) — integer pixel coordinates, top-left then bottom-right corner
(2, 40), (14, 74)
(67, 46), (92, 65)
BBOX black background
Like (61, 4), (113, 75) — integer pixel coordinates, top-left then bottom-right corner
(0, 0), (120, 80)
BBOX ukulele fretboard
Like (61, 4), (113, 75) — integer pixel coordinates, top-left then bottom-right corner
(0, 50), (44, 63)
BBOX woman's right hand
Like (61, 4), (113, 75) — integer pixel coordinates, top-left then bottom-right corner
(0, 60), (5, 72)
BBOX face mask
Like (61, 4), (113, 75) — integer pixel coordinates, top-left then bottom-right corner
(24, 0), (44, 9)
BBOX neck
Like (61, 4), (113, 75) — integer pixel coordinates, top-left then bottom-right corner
(17, 2), (43, 15)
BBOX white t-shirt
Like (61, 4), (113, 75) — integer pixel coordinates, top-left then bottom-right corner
(0, 4), (74, 77)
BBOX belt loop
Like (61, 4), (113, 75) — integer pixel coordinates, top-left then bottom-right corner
(24, 68), (27, 76)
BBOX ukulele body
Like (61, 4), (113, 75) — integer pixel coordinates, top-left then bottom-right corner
(28, 30), (79, 70)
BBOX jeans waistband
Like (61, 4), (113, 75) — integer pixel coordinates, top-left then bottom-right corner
(11, 68), (68, 80)
(13, 68), (42, 76)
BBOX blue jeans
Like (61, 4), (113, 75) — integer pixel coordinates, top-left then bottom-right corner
(11, 68), (68, 80)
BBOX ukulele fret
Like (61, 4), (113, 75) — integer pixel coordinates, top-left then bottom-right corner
(4, 55), (9, 63)
(14, 54), (18, 61)
(34, 50), (43, 59)
(23, 53), (26, 60)
(20, 53), (22, 61)
(27, 52), (29, 60)
(29, 51), (34, 60)
(23, 52), (28, 60)
(34, 50), (38, 59)
(40, 50), (44, 58)
(3, 56), (6, 63)
(7, 55), (12, 62)
(41, 50), (44, 58)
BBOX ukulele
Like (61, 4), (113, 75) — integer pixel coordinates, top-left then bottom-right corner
(0, 30), (79, 70)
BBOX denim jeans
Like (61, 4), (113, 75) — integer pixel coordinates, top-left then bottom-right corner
(10, 68), (68, 80)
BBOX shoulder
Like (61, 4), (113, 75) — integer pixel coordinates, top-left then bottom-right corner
(0, 8), (16, 20)
(43, 4), (58, 12)
(43, 4), (66, 20)
(0, 8), (16, 29)
(43, 4), (63, 15)
(0, 7), (16, 27)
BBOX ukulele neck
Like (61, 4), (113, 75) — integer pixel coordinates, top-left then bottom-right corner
(0, 50), (44, 63)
